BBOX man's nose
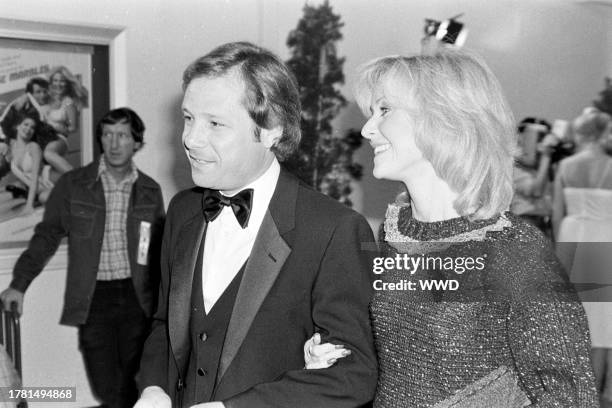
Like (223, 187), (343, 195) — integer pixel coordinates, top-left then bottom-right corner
(183, 122), (208, 149)
(110, 134), (120, 149)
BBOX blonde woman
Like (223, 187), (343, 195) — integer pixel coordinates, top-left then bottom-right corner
(304, 49), (598, 407)
(42, 66), (88, 175)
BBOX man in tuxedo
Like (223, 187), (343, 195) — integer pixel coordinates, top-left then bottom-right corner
(135, 41), (377, 408)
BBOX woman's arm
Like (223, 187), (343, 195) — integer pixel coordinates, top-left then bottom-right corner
(551, 163), (566, 241)
(529, 154), (552, 197)
(10, 94), (28, 112)
(64, 98), (78, 134)
(517, 136), (555, 197)
(507, 236), (599, 407)
(551, 161), (577, 270)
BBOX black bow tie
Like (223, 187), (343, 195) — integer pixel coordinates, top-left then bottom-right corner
(202, 188), (253, 229)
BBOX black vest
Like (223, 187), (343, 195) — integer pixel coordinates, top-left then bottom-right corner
(183, 238), (246, 406)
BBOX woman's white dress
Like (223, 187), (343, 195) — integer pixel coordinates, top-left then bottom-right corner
(558, 182), (612, 348)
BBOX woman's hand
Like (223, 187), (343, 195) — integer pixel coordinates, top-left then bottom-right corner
(303, 333), (351, 369)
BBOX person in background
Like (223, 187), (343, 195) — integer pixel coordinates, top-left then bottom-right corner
(304, 49), (598, 407)
(553, 107), (612, 407)
(0, 77), (66, 190)
(43, 66), (88, 175)
(0, 140), (9, 181)
(0, 78), (52, 181)
(602, 119), (612, 155)
(0, 107), (165, 408)
(510, 118), (556, 235)
(7, 113), (54, 214)
(0, 77), (50, 141)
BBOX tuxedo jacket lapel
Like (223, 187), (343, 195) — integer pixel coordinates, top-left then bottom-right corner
(169, 212), (207, 374)
(217, 169), (297, 381)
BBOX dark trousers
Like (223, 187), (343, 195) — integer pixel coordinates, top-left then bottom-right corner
(78, 279), (150, 408)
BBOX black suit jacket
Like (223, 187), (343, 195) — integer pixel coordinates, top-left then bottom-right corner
(138, 168), (378, 407)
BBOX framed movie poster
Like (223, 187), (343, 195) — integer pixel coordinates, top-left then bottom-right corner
(0, 36), (109, 245)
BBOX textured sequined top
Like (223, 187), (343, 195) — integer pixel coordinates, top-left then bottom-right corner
(371, 204), (598, 407)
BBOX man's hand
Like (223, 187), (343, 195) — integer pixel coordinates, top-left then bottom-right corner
(190, 402), (225, 408)
(0, 142), (9, 156)
(133, 386), (171, 408)
(0, 288), (24, 316)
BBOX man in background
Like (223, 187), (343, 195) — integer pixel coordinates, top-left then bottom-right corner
(0, 107), (165, 408)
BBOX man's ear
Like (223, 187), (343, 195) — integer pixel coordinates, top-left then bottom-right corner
(134, 142), (143, 152)
(260, 126), (282, 149)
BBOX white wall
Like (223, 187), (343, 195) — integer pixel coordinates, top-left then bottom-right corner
(603, 4), (612, 90)
(0, 0), (611, 404)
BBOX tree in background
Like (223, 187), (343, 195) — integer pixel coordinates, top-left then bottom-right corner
(284, 0), (362, 207)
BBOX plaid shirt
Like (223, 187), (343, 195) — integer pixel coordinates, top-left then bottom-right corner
(96, 158), (139, 281)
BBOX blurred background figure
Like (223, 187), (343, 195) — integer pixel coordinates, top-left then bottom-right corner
(0, 78), (51, 183)
(511, 118), (555, 235)
(8, 113), (55, 215)
(553, 107), (612, 406)
(0, 78), (67, 215)
(510, 117), (575, 239)
(0, 140), (9, 181)
(602, 120), (612, 155)
(43, 65), (88, 175)
(511, 117), (574, 237)
(0, 77), (50, 140)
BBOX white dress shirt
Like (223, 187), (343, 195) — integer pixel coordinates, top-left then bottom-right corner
(201, 159), (280, 313)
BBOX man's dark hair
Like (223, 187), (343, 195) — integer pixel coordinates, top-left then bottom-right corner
(96, 107), (145, 147)
(26, 77), (49, 94)
(182, 41), (301, 161)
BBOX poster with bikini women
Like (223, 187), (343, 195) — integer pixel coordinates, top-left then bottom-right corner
(0, 38), (91, 244)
